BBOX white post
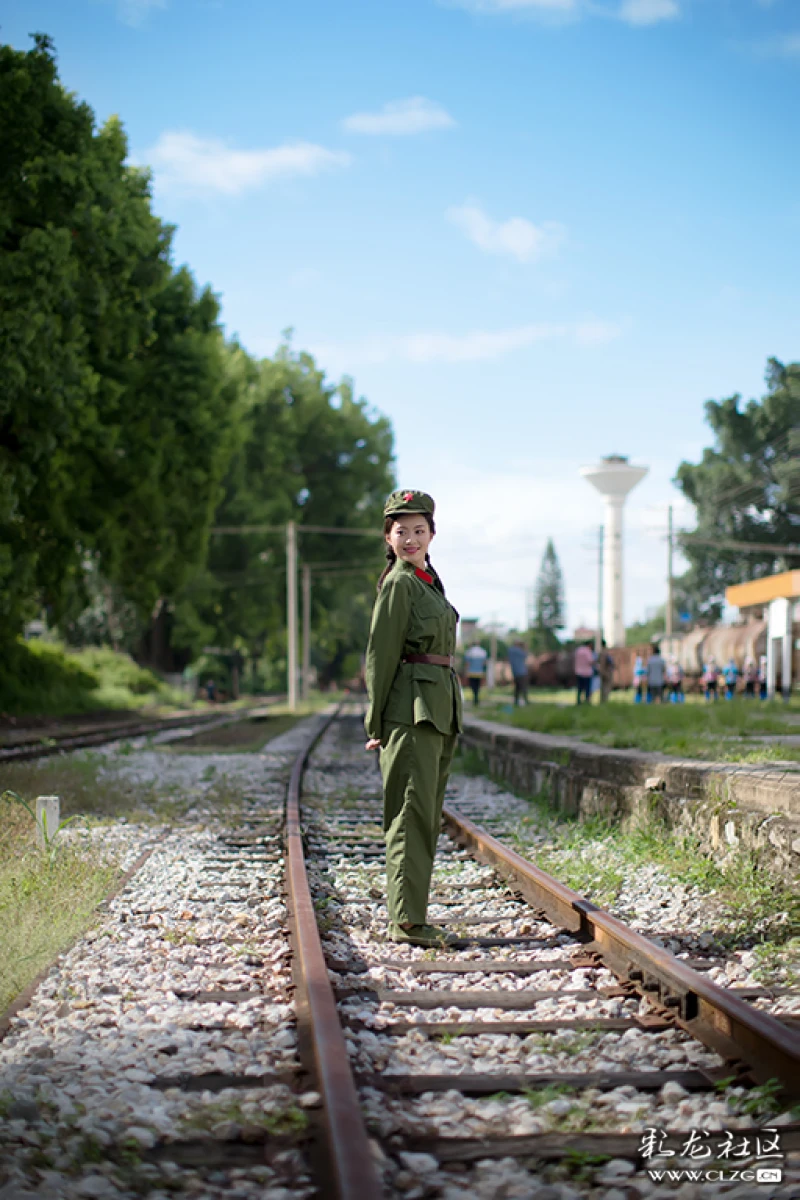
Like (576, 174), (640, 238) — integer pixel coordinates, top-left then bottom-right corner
(487, 622), (497, 689)
(302, 563), (311, 703)
(35, 796), (60, 851)
(767, 597), (791, 700)
(604, 496), (625, 648)
(666, 505), (674, 639)
(595, 524), (604, 654)
(286, 520), (298, 711)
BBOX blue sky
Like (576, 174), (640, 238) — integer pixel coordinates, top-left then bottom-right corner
(6, 0), (799, 632)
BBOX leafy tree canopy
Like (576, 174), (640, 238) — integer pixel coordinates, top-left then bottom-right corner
(675, 359), (800, 619)
(172, 344), (395, 683)
(0, 35), (234, 644)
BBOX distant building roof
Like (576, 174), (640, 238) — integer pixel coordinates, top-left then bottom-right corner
(726, 570), (800, 609)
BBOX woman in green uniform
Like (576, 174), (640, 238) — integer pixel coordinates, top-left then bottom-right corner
(364, 489), (462, 947)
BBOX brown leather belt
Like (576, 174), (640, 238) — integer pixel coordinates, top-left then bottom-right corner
(403, 653), (454, 667)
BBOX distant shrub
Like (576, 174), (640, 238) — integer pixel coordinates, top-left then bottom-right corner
(75, 647), (162, 695)
(0, 640), (180, 716)
(0, 640), (99, 715)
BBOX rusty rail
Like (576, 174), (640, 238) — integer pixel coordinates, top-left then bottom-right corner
(443, 803), (800, 1102)
(285, 710), (385, 1200)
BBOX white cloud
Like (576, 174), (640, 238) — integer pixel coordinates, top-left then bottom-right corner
(444, 0), (682, 23)
(313, 320), (621, 368)
(116, 0), (165, 27)
(444, 0), (577, 12)
(617, 0), (680, 25)
(140, 132), (351, 196)
(753, 31), (800, 58)
(342, 96), (456, 136)
(447, 203), (566, 264)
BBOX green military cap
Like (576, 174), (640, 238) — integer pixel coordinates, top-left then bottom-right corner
(384, 489), (435, 518)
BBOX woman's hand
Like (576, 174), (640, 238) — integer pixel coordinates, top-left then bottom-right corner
(365, 738), (381, 751)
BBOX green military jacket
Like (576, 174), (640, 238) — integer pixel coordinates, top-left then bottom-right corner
(365, 559), (462, 741)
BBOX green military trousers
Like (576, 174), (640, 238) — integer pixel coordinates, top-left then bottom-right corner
(380, 719), (457, 927)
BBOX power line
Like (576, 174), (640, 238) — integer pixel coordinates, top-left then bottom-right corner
(211, 523), (381, 537)
(681, 535), (800, 555)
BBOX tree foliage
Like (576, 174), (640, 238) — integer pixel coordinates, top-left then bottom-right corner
(0, 35), (234, 644)
(1, 36), (395, 693)
(675, 359), (800, 619)
(172, 346), (394, 683)
(531, 539), (565, 649)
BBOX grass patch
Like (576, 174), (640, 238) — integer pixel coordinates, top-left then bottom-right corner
(180, 1097), (308, 1137)
(0, 798), (119, 1011)
(168, 711), (303, 753)
(476, 692), (800, 763)
(0, 753), (163, 823)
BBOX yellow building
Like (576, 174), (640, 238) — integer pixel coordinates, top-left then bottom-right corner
(726, 571), (800, 698)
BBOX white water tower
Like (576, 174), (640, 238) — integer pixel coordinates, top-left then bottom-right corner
(580, 455), (648, 648)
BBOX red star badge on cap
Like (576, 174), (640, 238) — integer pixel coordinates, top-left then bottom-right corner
(403, 491), (413, 502)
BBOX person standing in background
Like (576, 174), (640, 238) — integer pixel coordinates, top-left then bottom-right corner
(507, 640), (529, 706)
(723, 657), (738, 700)
(574, 641), (594, 705)
(646, 644), (666, 703)
(703, 657), (719, 702)
(633, 654), (647, 704)
(743, 657), (758, 698)
(666, 655), (684, 703)
(597, 640), (614, 703)
(758, 654), (768, 700)
(464, 641), (488, 706)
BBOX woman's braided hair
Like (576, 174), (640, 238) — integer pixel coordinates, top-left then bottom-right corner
(377, 513), (441, 592)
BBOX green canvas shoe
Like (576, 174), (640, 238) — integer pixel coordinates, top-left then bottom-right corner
(389, 923), (457, 948)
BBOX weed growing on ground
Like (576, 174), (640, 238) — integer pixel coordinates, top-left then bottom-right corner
(181, 1097), (308, 1136)
(0, 795), (119, 1009)
(751, 937), (800, 986)
(734, 1079), (784, 1119)
(454, 751), (800, 949)
(558, 1150), (613, 1183)
(522, 1083), (575, 1109)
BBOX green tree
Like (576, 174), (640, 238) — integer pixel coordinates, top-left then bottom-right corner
(675, 359), (800, 619)
(173, 343), (394, 684)
(0, 35), (235, 651)
(531, 538), (565, 650)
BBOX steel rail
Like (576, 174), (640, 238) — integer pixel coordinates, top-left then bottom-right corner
(443, 803), (800, 1102)
(284, 710), (385, 1200)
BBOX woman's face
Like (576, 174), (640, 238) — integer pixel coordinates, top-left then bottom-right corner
(386, 514), (433, 569)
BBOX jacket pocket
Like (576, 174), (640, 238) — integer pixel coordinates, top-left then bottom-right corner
(409, 663), (444, 684)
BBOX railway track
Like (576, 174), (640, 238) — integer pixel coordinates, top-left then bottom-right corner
(296, 704), (800, 1198)
(1, 700), (798, 1198)
(0, 706), (264, 763)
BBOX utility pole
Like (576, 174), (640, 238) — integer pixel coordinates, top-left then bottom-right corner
(595, 524), (604, 653)
(666, 504), (674, 640)
(286, 521), (298, 710)
(302, 563), (311, 703)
